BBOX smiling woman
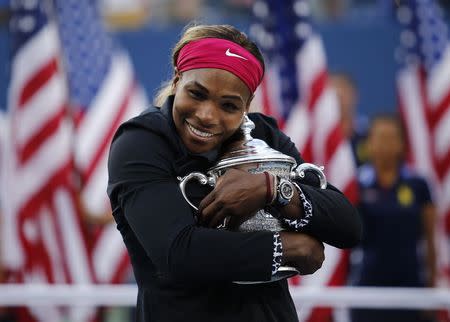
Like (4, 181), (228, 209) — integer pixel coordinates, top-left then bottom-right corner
(172, 68), (250, 154)
(107, 24), (361, 322)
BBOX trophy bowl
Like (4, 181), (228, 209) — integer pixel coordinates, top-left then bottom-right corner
(178, 115), (326, 283)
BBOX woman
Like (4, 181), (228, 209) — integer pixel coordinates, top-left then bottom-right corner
(350, 115), (437, 322)
(107, 24), (361, 322)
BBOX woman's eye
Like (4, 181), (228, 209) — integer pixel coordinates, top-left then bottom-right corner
(188, 90), (204, 99)
(222, 102), (239, 112)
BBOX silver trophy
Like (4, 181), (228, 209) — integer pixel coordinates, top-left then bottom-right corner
(178, 114), (327, 283)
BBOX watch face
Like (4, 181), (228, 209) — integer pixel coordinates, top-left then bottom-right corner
(280, 180), (294, 199)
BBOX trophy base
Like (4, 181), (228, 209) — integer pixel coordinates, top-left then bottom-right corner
(233, 266), (299, 284)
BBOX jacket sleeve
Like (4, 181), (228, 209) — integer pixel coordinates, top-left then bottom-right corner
(107, 126), (274, 283)
(256, 114), (362, 249)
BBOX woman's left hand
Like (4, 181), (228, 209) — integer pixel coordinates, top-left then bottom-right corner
(198, 168), (266, 229)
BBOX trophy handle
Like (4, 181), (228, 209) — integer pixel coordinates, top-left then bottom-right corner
(177, 172), (216, 211)
(290, 163), (327, 189)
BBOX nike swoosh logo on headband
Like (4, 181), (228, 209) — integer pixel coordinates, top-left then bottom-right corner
(225, 48), (248, 60)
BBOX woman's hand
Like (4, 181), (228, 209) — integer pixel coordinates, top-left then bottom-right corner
(198, 168), (266, 228)
(280, 232), (324, 275)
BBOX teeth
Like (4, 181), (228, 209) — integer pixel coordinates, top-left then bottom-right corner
(187, 122), (214, 138)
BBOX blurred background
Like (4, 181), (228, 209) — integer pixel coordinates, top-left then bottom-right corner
(0, 0), (449, 322)
(0, 0), (447, 116)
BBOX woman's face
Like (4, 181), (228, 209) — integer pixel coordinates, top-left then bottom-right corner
(172, 68), (252, 154)
(367, 119), (404, 167)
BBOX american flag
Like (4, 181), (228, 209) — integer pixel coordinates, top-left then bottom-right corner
(6, 1), (95, 321)
(4, 0), (147, 320)
(396, 0), (450, 286)
(251, 1), (358, 321)
(54, 0), (147, 284)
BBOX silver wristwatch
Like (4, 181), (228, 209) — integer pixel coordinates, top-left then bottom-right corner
(274, 177), (294, 207)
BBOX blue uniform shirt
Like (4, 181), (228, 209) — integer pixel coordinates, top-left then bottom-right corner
(355, 164), (432, 287)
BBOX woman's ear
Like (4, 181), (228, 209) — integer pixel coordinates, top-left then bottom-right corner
(172, 69), (181, 93)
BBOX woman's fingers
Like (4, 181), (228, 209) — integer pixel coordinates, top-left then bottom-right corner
(199, 196), (222, 225)
(280, 232), (325, 275)
(198, 168), (266, 228)
(198, 190), (216, 214)
(208, 208), (228, 228)
(200, 201), (229, 228)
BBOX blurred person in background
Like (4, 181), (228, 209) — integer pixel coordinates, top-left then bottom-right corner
(309, 0), (352, 20)
(100, 0), (151, 29)
(107, 23), (361, 322)
(350, 114), (437, 322)
(330, 73), (368, 167)
(167, 0), (203, 22)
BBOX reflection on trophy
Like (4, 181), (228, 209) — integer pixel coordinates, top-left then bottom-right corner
(178, 114), (327, 283)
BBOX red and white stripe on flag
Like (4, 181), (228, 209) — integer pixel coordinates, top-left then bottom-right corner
(74, 53), (147, 283)
(398, 45), (450, 285)
(428, 46), (450, 261)
(6, 16), (95, 322)
(51, 0), (148, 284)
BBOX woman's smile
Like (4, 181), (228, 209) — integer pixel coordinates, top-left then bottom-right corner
(185, 120), (219, 139)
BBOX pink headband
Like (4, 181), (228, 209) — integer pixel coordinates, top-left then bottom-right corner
(176, 38), (264, 93)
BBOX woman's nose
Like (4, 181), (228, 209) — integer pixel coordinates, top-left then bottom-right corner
(195, 101), (218, 126)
